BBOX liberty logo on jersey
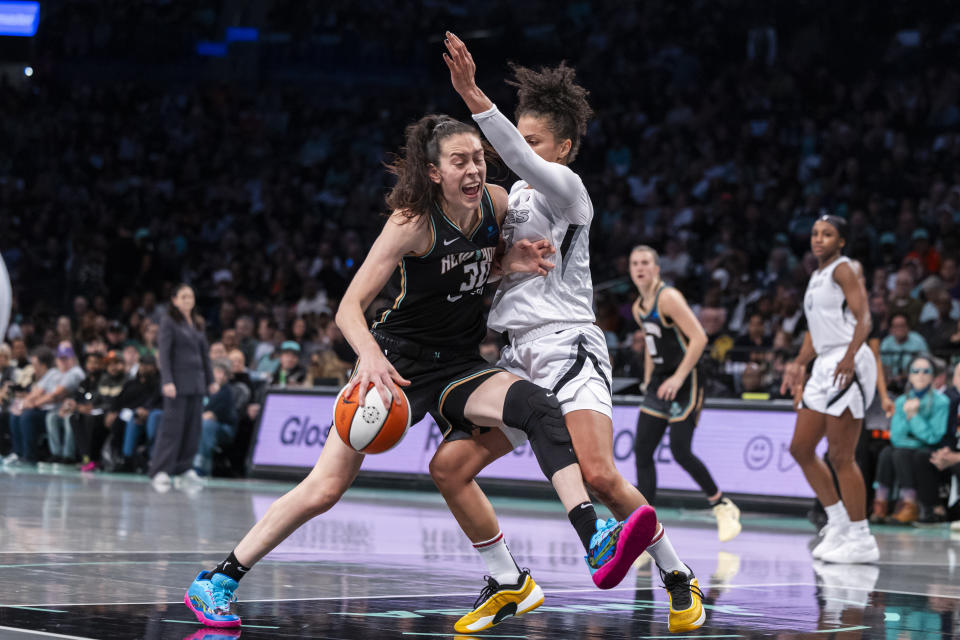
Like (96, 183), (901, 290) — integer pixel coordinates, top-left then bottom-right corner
(440, 247), (496, 275)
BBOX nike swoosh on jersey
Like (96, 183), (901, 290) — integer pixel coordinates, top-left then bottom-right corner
(443, 238), (459, 246)
(447, 294), (463, 302)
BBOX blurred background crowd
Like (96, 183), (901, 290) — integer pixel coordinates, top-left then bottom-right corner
(1, 0), (960, 490)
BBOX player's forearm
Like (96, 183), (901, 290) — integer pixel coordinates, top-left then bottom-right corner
(793, 332), (816, 367)
(674, 335), (706, 382)
(473, 105), (581, 208)
(457, 85), (494, 115)
(335, 303), (382, 361)
(841, 312), (871, 362)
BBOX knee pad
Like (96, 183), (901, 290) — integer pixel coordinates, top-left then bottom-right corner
(502, 380), (568, 446)
(502, 380), (577, 479)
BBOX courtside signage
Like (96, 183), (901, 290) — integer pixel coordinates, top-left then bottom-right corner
(252, 392), (822, 498)
(0, 1), (39, 37)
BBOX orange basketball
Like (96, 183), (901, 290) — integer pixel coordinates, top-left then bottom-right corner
(334, 382), (411, 454)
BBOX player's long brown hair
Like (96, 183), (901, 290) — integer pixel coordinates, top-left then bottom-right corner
(384, 115), (494, 221)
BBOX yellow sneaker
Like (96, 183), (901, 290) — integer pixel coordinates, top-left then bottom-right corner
(662, 566), (705, 633)
(454, 570), (544, 634)
(713, 498), (742, 542)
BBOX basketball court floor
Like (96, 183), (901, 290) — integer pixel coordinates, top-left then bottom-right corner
(1, 468), (958, 639)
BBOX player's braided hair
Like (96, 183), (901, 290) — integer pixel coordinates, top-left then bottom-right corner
(385, 114), (492, 220)
(507, 61), (593, 163)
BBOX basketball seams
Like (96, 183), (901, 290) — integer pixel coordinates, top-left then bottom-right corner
(334, 383), (411, 454)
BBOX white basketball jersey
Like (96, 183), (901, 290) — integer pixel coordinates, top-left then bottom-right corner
(804, 256), (855, 353)
(487, 179), (596, 333)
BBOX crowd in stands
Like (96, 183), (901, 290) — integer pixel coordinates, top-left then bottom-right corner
(1, 1), (959, 500)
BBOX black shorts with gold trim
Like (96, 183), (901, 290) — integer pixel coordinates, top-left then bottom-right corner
(641, 367), (704, 424)
(368, 330), (504, 440)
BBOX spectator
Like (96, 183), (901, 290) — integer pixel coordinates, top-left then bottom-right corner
(289, 317), (311, 353)
(123, 345), (141, 379)
(252, 318), (277, 368)
(272, 341), (306, 387)
(42, 343), (87, 464)
(139, 320), (160, 358)
(209, 341), (228, 362)
(919, 288), (957, 352)
(235, 316), (257, 367)
(56, 352), (104, 468)
(914, 361), (960, 522)
(138, 291), (165, 327)
(227, 349), (253, 392)
(194, 360), (238, 477)
(221, 329), (239, 355)
(152, 284), (214, 491)
(9, 338), (28, 368)
(939, 257), (960, 300)
(0, 344), (15, 454)
(730, 313), (772, 363)
(295, 280), (331, 317)
(106, 321), (128, 351)
(871, 356), (949, 524)
(887, 269), (923, 327)
(114, 354), (163, 470)
(5, 347), (56, 464)
(658, 239), (691, 285)
(72, 351), (126, 471)
(620, 329), (647, 379)
(903, 229), (941, 277)
(880, 313), (931, 388)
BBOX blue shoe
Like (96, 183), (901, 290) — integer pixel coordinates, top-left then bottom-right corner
(185, 571), (241, 627)
(585, 506), (658, 589)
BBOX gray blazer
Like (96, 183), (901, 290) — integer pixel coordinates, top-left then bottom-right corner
(158, 314), (213, 395)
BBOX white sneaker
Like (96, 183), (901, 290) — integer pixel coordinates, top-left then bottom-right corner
(811, 523), (847, 559)
(819, 531), (879, 564)
(951, 520), (960, 532)
(151, 471), (172, 492)
(713, 498), (742, 542)
(175, 469), (204, 488)
(2, 452), (19, 466)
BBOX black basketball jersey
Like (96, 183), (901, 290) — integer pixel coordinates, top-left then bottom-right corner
(632, 285), (687, 379)
(373, 185), (500, 348)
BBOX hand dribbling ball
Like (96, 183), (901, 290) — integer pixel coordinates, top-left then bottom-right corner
(334, 382), (411, 453)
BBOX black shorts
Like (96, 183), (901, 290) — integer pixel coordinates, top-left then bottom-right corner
(641, 367), (703, 424)
(364, 330), (505, 440)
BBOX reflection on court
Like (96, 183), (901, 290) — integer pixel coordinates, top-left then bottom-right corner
(0, 469), (957, 639)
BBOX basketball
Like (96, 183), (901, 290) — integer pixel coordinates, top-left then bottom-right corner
(334, 382), (411, 453)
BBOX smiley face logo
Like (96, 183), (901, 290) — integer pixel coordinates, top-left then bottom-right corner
(743, 435), (774, 470)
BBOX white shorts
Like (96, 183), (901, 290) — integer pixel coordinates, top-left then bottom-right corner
(802, 344), (876, 419)
(497, 324), (613, 447)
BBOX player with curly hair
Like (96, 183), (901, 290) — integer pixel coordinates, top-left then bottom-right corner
(435, 32), (704, 633)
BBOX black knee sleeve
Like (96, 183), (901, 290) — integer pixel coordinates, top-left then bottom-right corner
(502, 380), (577, 479)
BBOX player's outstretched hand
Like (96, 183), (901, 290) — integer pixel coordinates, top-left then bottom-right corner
(345, 350), (411, 407)
(779, 361), (804, 398)
(501, 238), (556, 276)
(443, 31), (478, 97)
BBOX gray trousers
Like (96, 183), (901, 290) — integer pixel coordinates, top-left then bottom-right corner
(149, 394), (203, 477)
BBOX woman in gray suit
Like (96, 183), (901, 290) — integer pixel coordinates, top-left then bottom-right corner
(152, 284), (214, 489)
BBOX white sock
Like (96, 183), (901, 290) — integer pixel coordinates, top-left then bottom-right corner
(646, 523), (686, 574)
(473, 531), (520, 585)
(824, 501), (850, 528)
(849, 519), (871, 538)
